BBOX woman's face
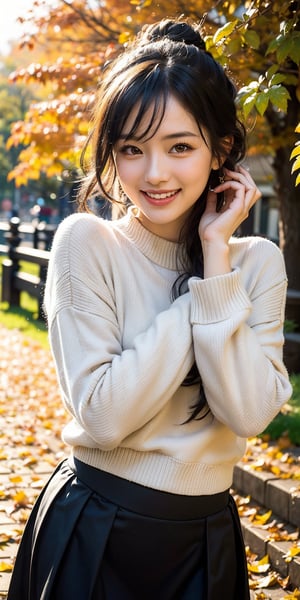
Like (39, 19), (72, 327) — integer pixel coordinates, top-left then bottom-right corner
(114, 94), (218, 241)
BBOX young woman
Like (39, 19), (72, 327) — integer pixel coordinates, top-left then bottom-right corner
(8, 18), (292, 600)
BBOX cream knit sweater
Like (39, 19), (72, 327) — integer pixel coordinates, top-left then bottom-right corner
(44, 208), (292, 496)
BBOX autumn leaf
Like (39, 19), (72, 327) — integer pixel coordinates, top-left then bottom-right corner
(290, 143), (300, 160)
(9, 475), (23, 483)
(283, 592), (300, 600)
(0, 533), (13, 547)
(13, 490), (30, 507)
(248, 555), (270, 574)
(25, 435), (35, 445)
(283, 545), (300, 562)
(213, 20), (238, 45)
(0, 562), (13, 573)
(5, 0), (299, 189)
(249, 571), (278, 589)
(250, 510), (272, 526)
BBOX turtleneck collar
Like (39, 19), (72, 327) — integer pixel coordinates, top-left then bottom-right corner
(114, 206), (185, 271)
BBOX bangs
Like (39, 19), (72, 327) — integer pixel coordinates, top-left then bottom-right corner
(108, 64), (169, 144)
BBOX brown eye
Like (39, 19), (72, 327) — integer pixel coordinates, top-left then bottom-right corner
(120, 145), (142, 155)
(171, 143), (192, 153)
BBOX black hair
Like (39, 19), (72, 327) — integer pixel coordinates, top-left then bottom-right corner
(79, 18), (246, 420)
(135, 19), (207, 50)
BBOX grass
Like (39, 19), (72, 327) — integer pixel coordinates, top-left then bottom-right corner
(1, 255), (300, 444)
(0, 256), (49, 348)
(0, 301), (48, 348)
(262, 373), (300, 445)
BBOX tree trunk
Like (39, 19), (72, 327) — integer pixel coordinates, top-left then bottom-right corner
(274, 146), (300, 291)
(272, 115), (300, 373)
(266, 87), (300, 291)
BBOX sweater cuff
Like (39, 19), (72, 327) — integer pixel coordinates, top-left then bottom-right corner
(188, 268), (252, 324)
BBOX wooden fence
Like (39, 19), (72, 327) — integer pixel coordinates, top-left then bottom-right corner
(0, 217), (55, 320)
(0, 216), (299, 371)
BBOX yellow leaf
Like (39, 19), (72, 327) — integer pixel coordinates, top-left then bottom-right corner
(0, 561), (13, 572)
(270, 465), (281, 476)
(291, 155), (300, 174)
(248, 554), (270, 574)
(18, 449), (31, 458)
(9, 475), (23, 483)
(290, 144), (300, 160)
(249, 571), (278, 589)
(130, 0), (152, 4)
(213, 20), (238, 45)
(13, 490), (30, 506)
(25, 435), (35, 445)
(252, 510), (272, 526)
(283, 545), (300, 562)
(118, 31), (131, 44)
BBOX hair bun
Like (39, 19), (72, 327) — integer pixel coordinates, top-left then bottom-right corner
(137, 19), (206, 51)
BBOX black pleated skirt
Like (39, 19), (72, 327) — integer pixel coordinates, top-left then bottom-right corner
(7, 457), (250, 600)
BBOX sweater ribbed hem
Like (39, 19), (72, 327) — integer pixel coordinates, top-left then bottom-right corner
(72, 445), (241, 496)
(189, 269), (252, 323)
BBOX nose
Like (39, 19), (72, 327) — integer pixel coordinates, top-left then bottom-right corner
(144, 153), (169, 185)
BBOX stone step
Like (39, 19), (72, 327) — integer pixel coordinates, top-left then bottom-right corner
(233, 461), (300, 593)
(233, 462), (300, 528)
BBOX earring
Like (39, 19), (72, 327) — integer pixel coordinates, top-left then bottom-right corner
(209, 168), (225, 191)
(218, 166), (226, 184)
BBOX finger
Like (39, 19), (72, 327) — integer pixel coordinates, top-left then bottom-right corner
(236, 166), (261, 194)
(224, 166), (255, 188)
(222, 169), (261, 205)
(216, 180), (259, 216)
(225, 166), (261, 197)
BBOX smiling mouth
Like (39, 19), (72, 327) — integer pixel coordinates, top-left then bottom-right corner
(142, 189), (180, 203)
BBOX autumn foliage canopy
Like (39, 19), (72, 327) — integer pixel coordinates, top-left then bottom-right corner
(6, 0), (300, 187)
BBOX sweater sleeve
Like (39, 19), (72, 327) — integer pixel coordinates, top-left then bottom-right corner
(44, 216), (194, 449)
(188, 238), (292, 438)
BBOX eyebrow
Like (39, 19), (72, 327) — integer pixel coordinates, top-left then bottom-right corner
(119, 131), (199, 141)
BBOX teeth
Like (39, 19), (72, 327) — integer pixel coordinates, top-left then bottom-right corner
(146, 191), (177, 199)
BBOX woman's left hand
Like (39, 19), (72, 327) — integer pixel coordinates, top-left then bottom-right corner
(199, 165), (261, 246)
